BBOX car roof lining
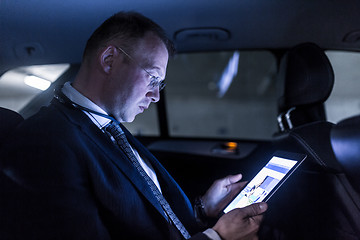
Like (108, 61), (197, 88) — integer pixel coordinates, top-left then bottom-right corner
(2, 0), (360, 74)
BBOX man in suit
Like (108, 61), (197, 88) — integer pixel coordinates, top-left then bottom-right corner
(0, 11), (267, 240)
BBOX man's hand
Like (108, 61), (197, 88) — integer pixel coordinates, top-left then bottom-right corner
(201, 174), (246, 217)
(212, 202), (268, 240)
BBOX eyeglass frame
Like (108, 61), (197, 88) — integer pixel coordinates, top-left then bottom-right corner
(114, 46), (166, 91)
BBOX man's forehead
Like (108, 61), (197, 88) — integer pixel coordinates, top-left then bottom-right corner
(135, 35), (168, 65)
(133, 33), (168, 55)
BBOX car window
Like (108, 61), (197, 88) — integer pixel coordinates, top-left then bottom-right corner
(325, 50), (360, 123)
(165, 51), (278, 140)
(126, 51), (279, 139)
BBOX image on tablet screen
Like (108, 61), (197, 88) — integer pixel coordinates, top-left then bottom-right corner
(223, 156), (297, 213)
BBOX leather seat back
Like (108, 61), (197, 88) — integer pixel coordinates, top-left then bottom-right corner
(0, 107), (24, 147)
(277, 42), (334, 132)
(331, 115), (360, 193)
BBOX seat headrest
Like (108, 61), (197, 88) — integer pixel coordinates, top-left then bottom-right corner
(331, 115), (360, 192)
(278, 42), (334, 112)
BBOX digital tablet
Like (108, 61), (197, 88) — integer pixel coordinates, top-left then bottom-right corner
(223, 151), (306, 214)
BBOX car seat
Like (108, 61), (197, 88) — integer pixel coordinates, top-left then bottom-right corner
(0, 107), (24, 146)
(261, 120), (360, 240)
(330, 114), (360, 235)
(331, 114), (360, 192)
(276, 42), (334, 132)
(259, 43), (360, 240)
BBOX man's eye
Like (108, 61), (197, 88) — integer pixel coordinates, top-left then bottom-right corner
(149, 76), (160, 85)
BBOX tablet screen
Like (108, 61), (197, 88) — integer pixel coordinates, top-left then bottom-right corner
(223, 151), (306, 213)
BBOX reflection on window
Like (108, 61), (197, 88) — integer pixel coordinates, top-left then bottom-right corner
(0, 64), (70, 112)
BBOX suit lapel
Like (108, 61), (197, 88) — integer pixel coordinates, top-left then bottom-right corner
(122, 124), (197, 229)
(53, 100), (168, 220)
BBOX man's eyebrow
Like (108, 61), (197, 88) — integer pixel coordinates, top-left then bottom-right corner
(148, 66), (161, 71)
(144, 65), (162, 74)
(141, 59), (159, 69)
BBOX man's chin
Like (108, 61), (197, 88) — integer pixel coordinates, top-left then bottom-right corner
(122, 114), (137, 123)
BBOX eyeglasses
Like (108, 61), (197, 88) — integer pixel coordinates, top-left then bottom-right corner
(114, 46), (166, 91)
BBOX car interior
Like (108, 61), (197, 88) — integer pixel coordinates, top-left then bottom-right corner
(1, 0), (360, 239)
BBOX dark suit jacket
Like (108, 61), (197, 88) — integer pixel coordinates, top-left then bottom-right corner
(0, 99), (209, 240)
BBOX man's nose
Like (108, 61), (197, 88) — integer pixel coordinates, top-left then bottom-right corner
(147, 87), (160, 102)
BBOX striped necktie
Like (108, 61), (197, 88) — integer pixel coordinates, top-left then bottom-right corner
(104, 121), (191, 239)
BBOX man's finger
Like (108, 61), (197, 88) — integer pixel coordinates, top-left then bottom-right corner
(227, 173), (243, 184)
(240, 202), (268, 218)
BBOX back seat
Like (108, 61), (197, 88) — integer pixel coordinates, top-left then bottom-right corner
(259, 43), (359, 240)
(0, 107), (24, 147)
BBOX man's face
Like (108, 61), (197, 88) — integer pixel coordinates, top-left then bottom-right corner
(104, 32), (169, 122)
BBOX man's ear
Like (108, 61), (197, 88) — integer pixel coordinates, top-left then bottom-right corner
(100, 46), (116, 74)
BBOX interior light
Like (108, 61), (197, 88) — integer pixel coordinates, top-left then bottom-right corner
(24, 75), (51, 91)
(225, 142), (238, 150)
(212, 141), (239, 155)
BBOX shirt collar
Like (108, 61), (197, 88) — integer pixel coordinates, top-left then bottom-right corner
(62, 82), (111, 129)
